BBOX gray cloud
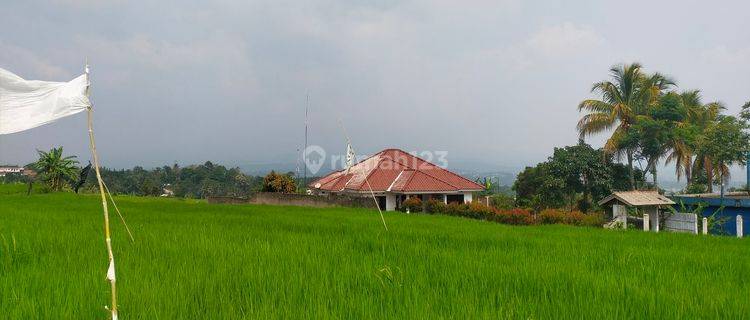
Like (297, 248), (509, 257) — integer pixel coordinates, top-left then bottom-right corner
(1, 1), (749, 185)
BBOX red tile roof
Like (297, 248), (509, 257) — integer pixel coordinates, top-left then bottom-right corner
(309, 149), (484, 193)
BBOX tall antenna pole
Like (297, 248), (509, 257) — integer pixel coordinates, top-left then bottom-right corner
(303, 94), (309, 188)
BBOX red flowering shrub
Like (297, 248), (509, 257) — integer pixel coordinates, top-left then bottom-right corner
(538, 209), (566, 224)
(565, 211), (586, 226)
(492, 208), (534, 225)
(396, 194), (603, 229)
(467, 202), (494, 220)
(401, 197), (422, 213)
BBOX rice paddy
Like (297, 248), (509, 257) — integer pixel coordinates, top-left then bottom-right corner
(1, 184), (749, 319)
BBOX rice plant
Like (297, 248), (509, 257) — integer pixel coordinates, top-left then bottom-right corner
(1, 185), (748, 319)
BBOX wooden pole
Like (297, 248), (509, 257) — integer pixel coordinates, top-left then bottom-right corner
(85, 63), (118, 319)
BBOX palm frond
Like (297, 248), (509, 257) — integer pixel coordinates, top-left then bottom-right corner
(577, 113), (616, 137)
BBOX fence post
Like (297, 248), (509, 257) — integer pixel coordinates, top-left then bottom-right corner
(643, 213), (649, 231)
(737, 215), (744, 238)
(692, 214), (698, 234)
(702, 217), (708, 235)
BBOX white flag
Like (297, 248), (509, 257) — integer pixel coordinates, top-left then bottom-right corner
(345, 143), (356, 169)
(0, 67), (90, 135)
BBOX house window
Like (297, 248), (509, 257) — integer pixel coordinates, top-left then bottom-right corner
(376, 196), (387, 211)
(446, 194), (464, 204)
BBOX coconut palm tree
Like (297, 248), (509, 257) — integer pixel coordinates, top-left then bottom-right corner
(578, 63), (672, 190)
(639, 73), (677, 189)
(35, 147), (79, 191)
(578, 63), (643, 190)
(666, 90), (724, 188)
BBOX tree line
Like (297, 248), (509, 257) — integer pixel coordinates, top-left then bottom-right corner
(2, 147), (308, 198)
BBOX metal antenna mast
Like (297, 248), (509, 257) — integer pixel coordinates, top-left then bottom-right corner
(303, 94), (309, 187)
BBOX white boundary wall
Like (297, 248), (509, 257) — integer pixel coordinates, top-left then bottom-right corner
(664, 213), (698, 234)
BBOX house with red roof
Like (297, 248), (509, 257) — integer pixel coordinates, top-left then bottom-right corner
(308, 148), (485, 211)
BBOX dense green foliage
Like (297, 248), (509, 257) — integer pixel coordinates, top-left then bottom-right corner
(577, 63), (750, 193)
(696, 116), (750, 189)
(1, 186), (749, 318)
(260, 171), (297, 193)
(79, 162), (264, 198)
(513, 141), (642, 211)
(488, 193), (515, 210)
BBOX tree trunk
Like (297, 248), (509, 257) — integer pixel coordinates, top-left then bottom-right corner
(685, 157), (692, 186)
(706, 160), (714, 193)
(627, 151), (635, 190)
(646, 157), (658, 191)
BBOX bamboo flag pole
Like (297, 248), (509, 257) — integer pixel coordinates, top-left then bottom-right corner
(338, 119), (388, 231)
(84, 62), (118, 320)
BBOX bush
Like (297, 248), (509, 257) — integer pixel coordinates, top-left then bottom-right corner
(581, 212), (605, 227)
(444, 202), (469, 217)
(401, 197), (423, 213)
(492, 208), (534, 225)
(565, 211), (586, 226)
(397, 194), (603, 229)
(261, 171), (297, 193)
(538, 209), (566, 224)
(489, 194), (515, 210)
(425, 199), (446, 214)
(467, 202), (495, 220)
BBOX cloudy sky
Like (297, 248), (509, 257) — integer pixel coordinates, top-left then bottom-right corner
(1, 0), (749, 176)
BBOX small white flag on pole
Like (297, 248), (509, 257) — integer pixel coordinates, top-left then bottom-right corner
(345, 143), (356, 169)
(0, 67), (90, 135)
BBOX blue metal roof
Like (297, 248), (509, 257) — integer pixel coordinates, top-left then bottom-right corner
(671, 195), (750, 208)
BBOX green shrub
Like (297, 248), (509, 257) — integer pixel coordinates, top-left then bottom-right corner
(489, 194), (515, 210)
(425, 199), (446, 214)
(401, 197), (423, 213)
(581, 212), (605, 227)
(444, 202), (469, 217)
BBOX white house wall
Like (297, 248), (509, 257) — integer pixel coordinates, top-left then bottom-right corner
(386, 194), (396, 211)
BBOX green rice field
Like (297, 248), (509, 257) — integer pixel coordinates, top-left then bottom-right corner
(1, 184), (749, 319)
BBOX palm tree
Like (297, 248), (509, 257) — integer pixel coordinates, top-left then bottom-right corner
(35, 147), (79, 191)
(577, 63), (667, 190)
(672, 90), (724, 192)
(639, 73), (676, 189)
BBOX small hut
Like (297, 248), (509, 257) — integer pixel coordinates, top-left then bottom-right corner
(598, 191), (675, 231)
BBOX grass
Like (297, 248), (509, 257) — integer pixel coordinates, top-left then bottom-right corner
(1, 183), (749, 319)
